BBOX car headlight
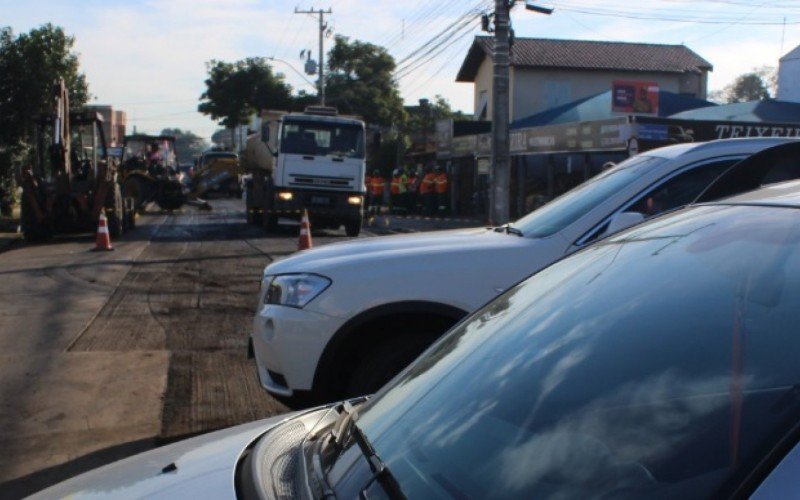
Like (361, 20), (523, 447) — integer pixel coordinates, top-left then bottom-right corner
(264, 274), (331, 308)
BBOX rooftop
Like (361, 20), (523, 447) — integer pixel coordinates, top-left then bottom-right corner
(456, 36), (713, 82)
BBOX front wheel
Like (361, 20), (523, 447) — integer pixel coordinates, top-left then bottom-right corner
(345, 333), (439, 398)
(344, 218), (362, 237)
(106, 184), (123, 238)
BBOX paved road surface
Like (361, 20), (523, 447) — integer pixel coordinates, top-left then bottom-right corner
(0, 199), (365, 497)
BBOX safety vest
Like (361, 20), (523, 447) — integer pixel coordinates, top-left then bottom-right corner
(419, 173), (436, 194)
(370, 176), (385, 196)
(390, 175), (408, 194)
(407, 175), (417, 192)
(434, 172), (449, 194)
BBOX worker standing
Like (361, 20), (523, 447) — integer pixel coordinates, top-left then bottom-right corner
(370, 169), (386, 215)
(390, 168), (408, 214)
(406, 167), (418, 214)
(434, 165), (449, 215)
(419, 164), (437, 216)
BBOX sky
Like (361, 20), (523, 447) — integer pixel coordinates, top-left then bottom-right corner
(2, 0), (798, 141)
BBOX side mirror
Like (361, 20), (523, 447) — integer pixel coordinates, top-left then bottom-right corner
(602, 211), (645, 238)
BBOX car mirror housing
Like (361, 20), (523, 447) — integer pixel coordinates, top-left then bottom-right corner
(602, 211), (645, 238)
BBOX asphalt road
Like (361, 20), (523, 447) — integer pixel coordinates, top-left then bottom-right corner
(0, 197), (483, 497)
(0, 198), (369, 497)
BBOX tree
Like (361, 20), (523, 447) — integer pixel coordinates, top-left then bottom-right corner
(709, 66), (776, 103)
(0, 24), (89, 184)
(406, 95), (464, 139)
(325, 35), (405, 127)
(160, 128), (209, 164)
(198, 58), (293, 146)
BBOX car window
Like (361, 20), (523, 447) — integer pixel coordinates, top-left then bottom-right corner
(512, 155), (667, 238)
(356, 204), (800, 500)
(582, 158), (738, 244)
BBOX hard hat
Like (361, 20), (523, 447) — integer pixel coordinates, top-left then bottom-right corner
(435, 165), (444, 173)
(373, 169), (381, 176)
(392, 168), (400, 176)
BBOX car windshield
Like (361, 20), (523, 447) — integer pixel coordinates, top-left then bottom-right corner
(280, 120), (365, 158)
(512, 155), (667, 237)
(355, 203), (800, 499)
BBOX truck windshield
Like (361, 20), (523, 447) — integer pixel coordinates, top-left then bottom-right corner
(281, 120), (364, 159)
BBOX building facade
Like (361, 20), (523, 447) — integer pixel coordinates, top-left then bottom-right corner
(778, 44), (800, 103)
(457, 37), (712, 122)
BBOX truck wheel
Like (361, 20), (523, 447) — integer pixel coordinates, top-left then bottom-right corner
(20, 193), (51, 243)
(345, 218), (362, 237)
(106, 184), (123, 238)
(265, 214), (278, 232)
(345, 333), (438, 398)
(123, 176), (149, 212)
(156, 181), (185, 211)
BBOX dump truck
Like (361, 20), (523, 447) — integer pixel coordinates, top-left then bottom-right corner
(17, 79), (133, 242)
(243, 106), (366, 236)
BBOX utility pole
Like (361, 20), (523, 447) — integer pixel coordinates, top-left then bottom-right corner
(487, 1), (551, 225)
(295, 7), (332, 105)
(491, 0), (511, 225)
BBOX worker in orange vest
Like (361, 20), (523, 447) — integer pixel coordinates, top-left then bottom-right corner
(419, 164), (437, 215)
(434, 165), (449, 215)
(369, 169), (386, 215)
(406, 167), (419, 214)
(389, 168), (408, 214)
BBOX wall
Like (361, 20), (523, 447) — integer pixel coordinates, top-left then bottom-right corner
(778, 57), (800, 103)
(470, 54), (708, 122)
(510, 67), (706, 121)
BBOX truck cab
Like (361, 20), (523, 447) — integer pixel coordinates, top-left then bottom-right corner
(247, 107), (366, 236)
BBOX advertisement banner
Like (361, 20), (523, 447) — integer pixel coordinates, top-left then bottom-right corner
(612, 81), (659, 115)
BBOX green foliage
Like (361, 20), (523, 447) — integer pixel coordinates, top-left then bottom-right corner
(326, 35), (406, 127)
(160, 128), (209, 164)
(0, 24), (89, 184)
(406, 95), (464, 138)
(198, 57), (293, 132)
(709, 66), (775, 103)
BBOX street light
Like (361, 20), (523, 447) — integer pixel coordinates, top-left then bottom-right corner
(525, 3), (554, 14)
(266, 57), (317, 89)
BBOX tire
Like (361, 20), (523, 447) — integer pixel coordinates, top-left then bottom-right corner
(264, 214), (278, 232)
(344, 218), (362, 237)
(155, 180), (185, 211)
(106, 184), (123, 238)
(20, 191), (51, 243)
(345, 333), (439, 398)
(122, 176), (150, 212)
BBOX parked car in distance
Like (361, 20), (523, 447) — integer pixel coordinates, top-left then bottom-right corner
(251, 138), (800, 406)
(36, 179), (800, 499)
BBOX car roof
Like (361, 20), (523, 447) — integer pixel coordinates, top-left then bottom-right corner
(707, 179), (800, 209)
(643, 137), (799, 160)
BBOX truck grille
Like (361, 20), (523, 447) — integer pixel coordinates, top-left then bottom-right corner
(288, 174), (353, 190)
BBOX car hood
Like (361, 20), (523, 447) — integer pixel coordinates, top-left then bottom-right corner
(266, 227), (525, 274)
(30, 413), (306, 499)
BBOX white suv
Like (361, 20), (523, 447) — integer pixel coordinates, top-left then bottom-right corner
(251, 138), (796, 405)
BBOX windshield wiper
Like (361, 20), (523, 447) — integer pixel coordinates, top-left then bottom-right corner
(336, 401), (406, 499)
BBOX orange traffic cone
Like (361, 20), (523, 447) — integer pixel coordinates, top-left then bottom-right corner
(298, 209), (313, 250)
(93, 209), (114, 251)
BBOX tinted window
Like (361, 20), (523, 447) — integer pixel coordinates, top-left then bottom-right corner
(513, 155), (666, 238)
(355, 204), (800, 499)
(280, 120), (364, 158)
(626, 159), (737, 217)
